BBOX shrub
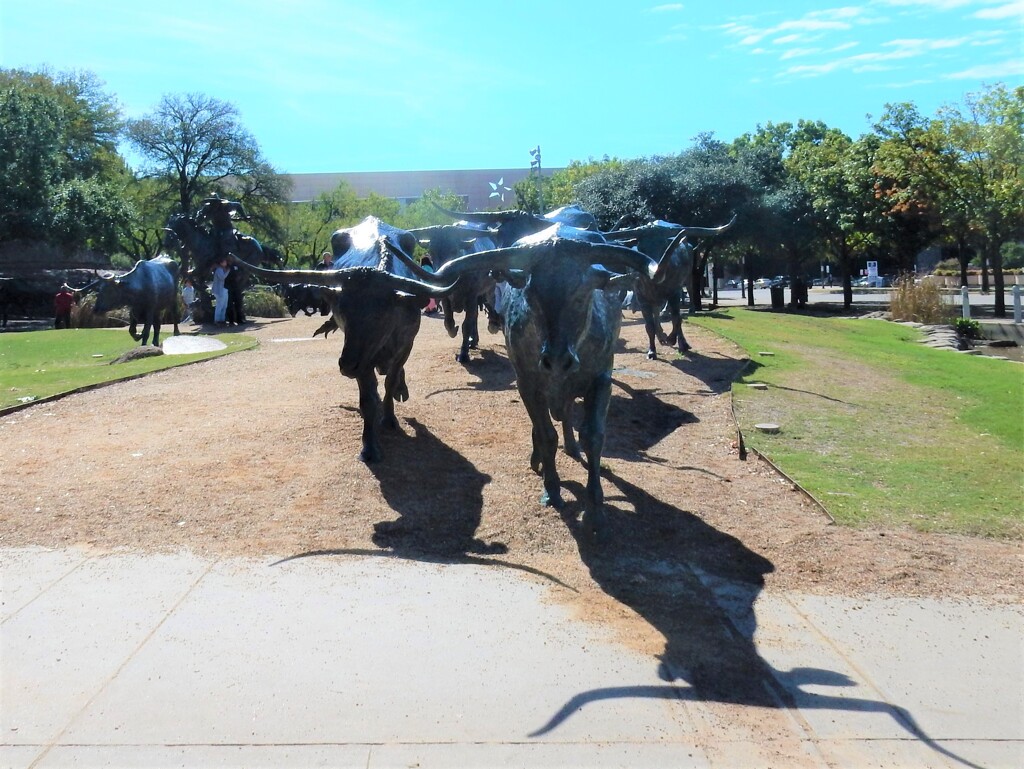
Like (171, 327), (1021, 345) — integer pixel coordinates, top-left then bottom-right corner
(890, 275), (955, 325)
(955, 317), (981, 339)
(243, 287), (288, 318)
(72, 295), (131, 328)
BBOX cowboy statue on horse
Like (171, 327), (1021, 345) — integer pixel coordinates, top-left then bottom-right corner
(162, 193), (280, 324)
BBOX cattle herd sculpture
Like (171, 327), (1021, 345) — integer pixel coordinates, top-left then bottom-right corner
(237, 206), (734, 540)
(3, 199), (732, 541)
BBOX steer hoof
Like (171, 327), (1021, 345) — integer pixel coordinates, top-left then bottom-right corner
(583, 510), (610, 544)
(647, 349), (657, 360)
(445, 322), (459, 339)
(541, 489), (564, 509)
(359, 446), (382, 464)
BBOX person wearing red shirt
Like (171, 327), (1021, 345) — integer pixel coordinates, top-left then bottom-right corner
(54, 286), (76, 329)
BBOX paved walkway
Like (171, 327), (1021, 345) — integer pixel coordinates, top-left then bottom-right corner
(3, 548), (1020, 768)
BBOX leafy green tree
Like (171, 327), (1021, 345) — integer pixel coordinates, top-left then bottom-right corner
(787, 127), (884, 308)
(395, 188), (465, 230)
(937, 84), (1023, 316)
(50, 177), (135, 252)
(514, 158), (625, 213)
(124, 92), (292, 272)
(0, 84), (63, 240)
(874, 102), (974, 285)
(0, 68), (130, 251)
(730, 127), (820, 302)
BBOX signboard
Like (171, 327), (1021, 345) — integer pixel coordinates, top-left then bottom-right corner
(866, 261), (879, 277)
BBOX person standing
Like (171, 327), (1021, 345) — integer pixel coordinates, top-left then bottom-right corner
(211, 258), (230, 326)
(181, 278), (198, 324)
(54, 285), (75, 329)
(225, 263), (246, 325)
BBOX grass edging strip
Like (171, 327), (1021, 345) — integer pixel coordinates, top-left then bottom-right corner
(728, 356), (836, 525)
(0, 337), (259, 418)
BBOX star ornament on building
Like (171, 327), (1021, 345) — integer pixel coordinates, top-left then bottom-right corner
(488, 177), (512, 202)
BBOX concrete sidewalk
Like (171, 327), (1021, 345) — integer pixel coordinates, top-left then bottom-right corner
(2, 548), (1021, 768)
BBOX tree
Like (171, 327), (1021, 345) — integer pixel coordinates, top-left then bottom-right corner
(874, 102), (974, 285)
(937, 84), (1023, 316)
(125, 92), (291, 273)
(787, 127), (885, 309)
(0, 68), (133, 253)
(395, 188), (465, 230)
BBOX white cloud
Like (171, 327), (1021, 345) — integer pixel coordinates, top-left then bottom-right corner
(873, 0), (975, 9)
(945, 58), (1024, 77)
(972, 0), (1024, 19)
(780, 47), (823, 59)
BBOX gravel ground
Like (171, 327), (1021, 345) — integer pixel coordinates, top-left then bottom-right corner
(3, 311), (1020, 647)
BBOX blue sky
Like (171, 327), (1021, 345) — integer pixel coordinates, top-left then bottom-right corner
(2, 1), (1021, 174)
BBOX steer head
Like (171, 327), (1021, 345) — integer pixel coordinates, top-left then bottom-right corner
(92, 265), (138, 314)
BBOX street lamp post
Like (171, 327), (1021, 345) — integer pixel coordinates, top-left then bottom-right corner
(529, 145), (542, 213)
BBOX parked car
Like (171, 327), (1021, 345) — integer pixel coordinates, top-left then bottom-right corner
(754, 277), (772, 289)
(723, 279), (741, 289)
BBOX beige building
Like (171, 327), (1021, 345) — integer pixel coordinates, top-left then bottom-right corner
(285, 168), (557, 211)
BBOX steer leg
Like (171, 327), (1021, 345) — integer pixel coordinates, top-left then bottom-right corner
(465, 304), (479, 349)
(140, 313), (154, 346)
(561, 398), (581, 460)
(664, 296), (691, 353)
(381, 344), (414, 431)
(355, 371), (383, 463)
(442, 298), (459, 339)
(520, 386), (562, 509)
(641, 306), (661, 360)
(579, 373), (613, 541)
(128, 310), (141, 342)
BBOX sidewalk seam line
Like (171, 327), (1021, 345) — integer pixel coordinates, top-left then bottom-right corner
(27, 557), (220, 769)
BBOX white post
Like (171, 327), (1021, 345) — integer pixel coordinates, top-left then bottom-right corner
(961, 286), (970, 320)
(1014, 285), (1022, 324)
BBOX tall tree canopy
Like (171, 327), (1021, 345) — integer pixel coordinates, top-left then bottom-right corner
(0, 68), (132, 251)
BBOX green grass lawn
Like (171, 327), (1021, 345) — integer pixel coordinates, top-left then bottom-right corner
(0, 329), (257, 411)
(689, 309), (1023, 539)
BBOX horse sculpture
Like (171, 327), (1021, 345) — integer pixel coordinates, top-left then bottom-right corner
(162, 213), (282, 323)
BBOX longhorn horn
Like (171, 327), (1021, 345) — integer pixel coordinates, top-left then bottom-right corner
(232, 256), (459, 297)
(378, 237), (449, 283)
(434, 238), (664, 283)
(652, 229), (691, 285)
(675, 213), (737, 238)
(431, 201), (539, 228)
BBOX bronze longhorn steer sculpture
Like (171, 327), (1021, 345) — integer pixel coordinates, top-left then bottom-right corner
(92, 256), (181, 346)
(605, 215), (736, 359)
(236, 216), (457, 463)
(408, 224), (498, 363)
(430, 223), (688, 541)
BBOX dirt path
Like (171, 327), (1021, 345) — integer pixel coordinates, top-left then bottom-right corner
(3, 312), (1020, 648)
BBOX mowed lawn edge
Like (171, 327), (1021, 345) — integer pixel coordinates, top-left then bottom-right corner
(689, 309), (1023, 539)
(0, 328), (257, 412)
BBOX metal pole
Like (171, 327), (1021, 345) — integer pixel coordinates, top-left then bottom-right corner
(1013, 285), (1021, 324)
(961, 286), (970, 320)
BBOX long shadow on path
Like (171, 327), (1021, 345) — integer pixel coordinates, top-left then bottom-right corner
(534, 468), (983, 769)
(369, 417), (506, 558)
